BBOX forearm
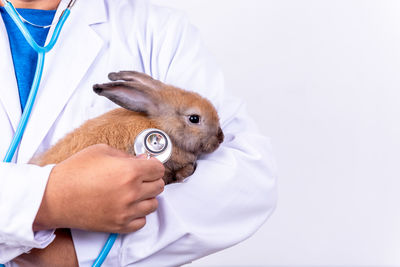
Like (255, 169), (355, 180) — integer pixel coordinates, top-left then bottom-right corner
(0, 163), (56, 263)
(13, 229), (78, 267)
(32, 164), (70, 232)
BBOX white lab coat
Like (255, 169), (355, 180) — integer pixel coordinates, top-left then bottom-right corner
(0, 0), (277, 266)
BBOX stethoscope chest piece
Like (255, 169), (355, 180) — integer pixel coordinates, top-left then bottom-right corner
(134, 128), (172, 163)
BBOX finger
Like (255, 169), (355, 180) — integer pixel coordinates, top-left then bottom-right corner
(118, 217), (147, 234)
(136, 154), (147, 159)
(129, 157), (165, 182)
(137, 178), (165, 202)
(129, 198), (159, 219)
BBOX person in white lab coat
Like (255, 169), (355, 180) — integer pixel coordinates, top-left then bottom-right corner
(0, 0), (277, 266)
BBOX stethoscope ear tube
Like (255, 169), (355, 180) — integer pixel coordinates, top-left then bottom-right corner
(2, 52), (45, 162)
(3, 1), (71, 53)
(67, 0), (77, 8)
(2, 1), (71, 162)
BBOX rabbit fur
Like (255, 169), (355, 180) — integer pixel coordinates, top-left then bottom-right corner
(30, 71), (224, 184)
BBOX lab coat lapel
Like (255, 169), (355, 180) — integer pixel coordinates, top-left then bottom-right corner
(0, 18), (21, 132)
(18, 0), (107, 162)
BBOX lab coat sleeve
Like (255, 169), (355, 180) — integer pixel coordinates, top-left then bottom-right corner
(0, 163), (56, 264)
(118, 7), (278, 266)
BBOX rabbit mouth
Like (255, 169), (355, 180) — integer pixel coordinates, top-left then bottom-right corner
(198, 128), (224, 154)
(217, 127), (224, 144)
(201, 139), (222, 154)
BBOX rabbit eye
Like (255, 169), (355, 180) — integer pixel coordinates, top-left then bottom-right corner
(189, 115), (200, 124)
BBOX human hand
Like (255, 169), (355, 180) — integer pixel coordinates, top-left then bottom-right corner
(33, 144), (165, 233)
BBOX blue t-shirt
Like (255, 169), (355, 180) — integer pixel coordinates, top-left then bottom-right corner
(0, 7), (56, 111)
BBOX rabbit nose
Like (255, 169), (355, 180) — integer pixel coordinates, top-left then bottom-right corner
(217, 127), (224, 144)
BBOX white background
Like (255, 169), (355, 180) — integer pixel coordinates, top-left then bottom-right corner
(152, 1), (400, 266)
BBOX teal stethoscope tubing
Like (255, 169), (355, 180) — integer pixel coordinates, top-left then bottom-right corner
(1, 1), (116, 266)
(2, 2), (70, 161)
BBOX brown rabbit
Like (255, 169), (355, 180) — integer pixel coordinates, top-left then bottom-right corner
(30, 71), (224, 184)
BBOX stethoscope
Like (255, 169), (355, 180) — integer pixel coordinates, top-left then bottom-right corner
(0, 1), (172, 266)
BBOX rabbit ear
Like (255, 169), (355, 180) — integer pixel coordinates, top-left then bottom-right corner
(108, 71), (163, 91)
(93, 80), (159, 114)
